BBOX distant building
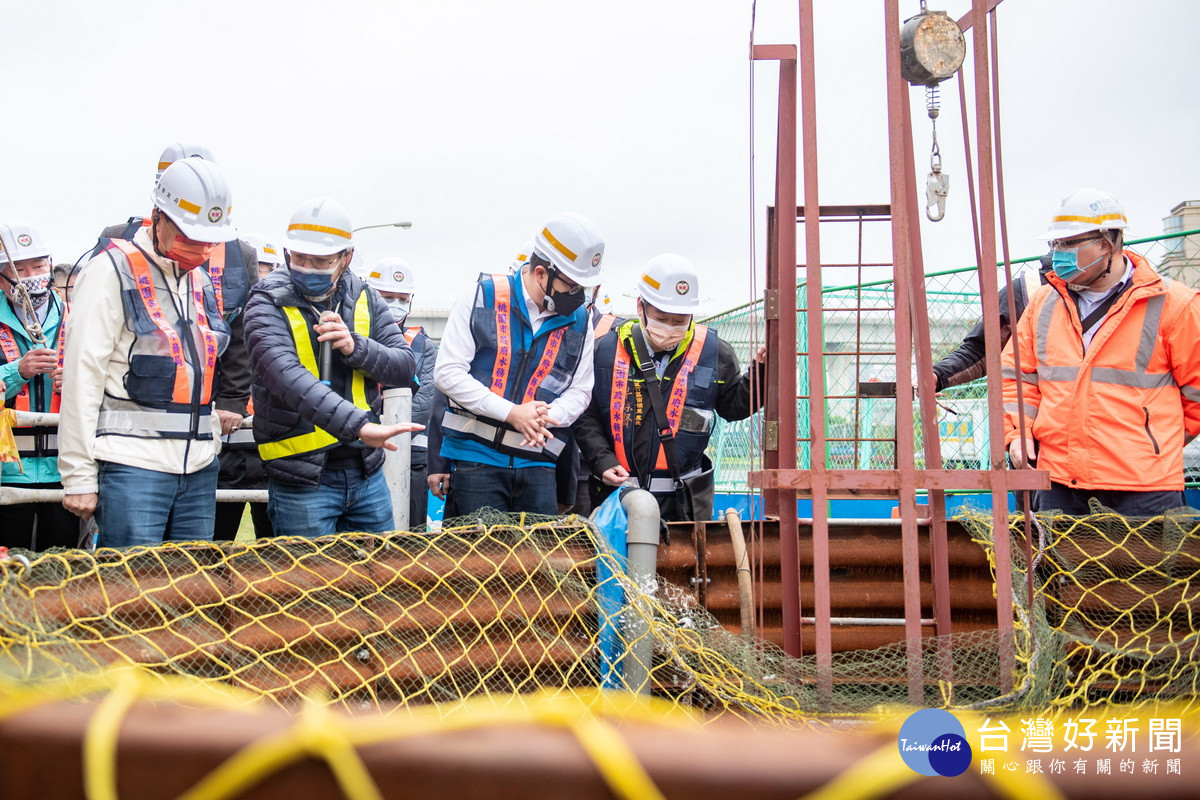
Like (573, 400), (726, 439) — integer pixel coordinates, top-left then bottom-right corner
(1159, 200), (1200, 285)
(408, 307), (451, 341)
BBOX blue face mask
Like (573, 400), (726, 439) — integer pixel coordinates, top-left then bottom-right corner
(1051, 248), (1107, 285)
(290, 270), (336, 301)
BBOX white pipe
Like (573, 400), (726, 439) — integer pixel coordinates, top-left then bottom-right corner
(0, 487), (268, 505)
(380, 387), (412, 531)
(620, 489), (661, 694)
(11, 410), (59, 427)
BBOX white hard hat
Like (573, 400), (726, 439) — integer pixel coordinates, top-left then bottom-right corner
(241, 233), (283, 267)
(0, 221), (52, 265)
(285, 196), (354, 256)
(156, 141), (215, 181)
(511, 239), (533, 272)
(531, 212), (604, 288)
(367, 257), (416, 293)
(152, 157), (237, 243)
(1038, 188), (1129, 241)
(638, 253), (700, 314)
(595, 290), (613, 314)
(349, 250), (370, 278)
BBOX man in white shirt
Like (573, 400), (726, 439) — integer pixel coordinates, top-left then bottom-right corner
(433, 212), (604, 516)
(58, 158), (234, 547)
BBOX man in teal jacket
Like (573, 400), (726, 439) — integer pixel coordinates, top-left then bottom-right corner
(0, 221), (77, 550)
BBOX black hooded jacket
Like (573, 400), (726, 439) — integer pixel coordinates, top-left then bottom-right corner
(244, 269), (416, 486)
(932, 254), (1053, 392)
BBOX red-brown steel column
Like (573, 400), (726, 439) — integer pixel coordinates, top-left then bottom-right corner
(989, 8), (1038, 615)
(967, 0), (1017, 690)
(898, 71), (955, 699)
(753, 44), (802, 659)
(882, 0), (926, 704)
(763, 207), (781, 522)
(895, 32), (954, 679)
(798, 0), (832, 699)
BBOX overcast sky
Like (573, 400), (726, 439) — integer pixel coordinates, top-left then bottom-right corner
(1, 1), (1195, 316)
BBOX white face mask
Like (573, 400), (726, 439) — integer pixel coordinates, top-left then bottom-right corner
(387, 299), (411, 324)
(643, 317), (690, 351)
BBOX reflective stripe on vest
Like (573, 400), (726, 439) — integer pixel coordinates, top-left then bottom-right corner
(609, 324), (710, 472)
(441, 409), (567, 458)
(1034, 284), (1175, 390)
(489, 276), (514, 395)
(108, 239), (220, 406)
(485, 275), (565, 404)
(13, 433), (57, 457)
(258, 291), (373, 461)
(208, 241), (226, 312)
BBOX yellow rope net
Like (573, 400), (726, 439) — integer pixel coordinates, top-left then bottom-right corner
(960, 506), (1200, 718)
(2, 509), (1200, 797)
(0, 514), (812, 727)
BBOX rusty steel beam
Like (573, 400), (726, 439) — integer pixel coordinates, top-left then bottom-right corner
(754, 42), (802, 661)
(881, 0), (924, 705)
(968, 0), (1017, 692)
(6, 698), (1197, 800)
(893, 23), (953, 664)
(798, 0), (833, 702)
(956, 0), (1004, 32)
(988, 6), (1038, 618)
(748, 468), (1048, 492)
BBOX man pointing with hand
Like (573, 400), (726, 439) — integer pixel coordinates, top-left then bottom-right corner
(244, 197), (419, 536)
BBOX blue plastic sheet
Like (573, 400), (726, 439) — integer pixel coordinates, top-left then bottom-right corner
(590, 489), (629, 689)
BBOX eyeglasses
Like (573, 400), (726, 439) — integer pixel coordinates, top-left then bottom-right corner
(289, 252), (343, 270)
(1050, 235), (1105, 252)
(549, 268), (584, 297)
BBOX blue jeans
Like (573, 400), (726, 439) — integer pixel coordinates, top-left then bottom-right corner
(96, 459), (219, 549)
(448, 460), (557, 517)
(268, 465), (393, 538)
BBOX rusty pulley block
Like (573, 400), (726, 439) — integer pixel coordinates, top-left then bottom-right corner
(899, 4), (966, 222)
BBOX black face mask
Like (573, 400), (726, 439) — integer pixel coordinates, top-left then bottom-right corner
(542, 268), (585, 316)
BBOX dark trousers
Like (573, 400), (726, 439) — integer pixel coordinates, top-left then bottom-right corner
(448, 460), (557, 517)
(1033, 482), (1188, 516)
(408, 462), (428, 529)
(212, 502), (274, 541)
(0, 488), (80, 551)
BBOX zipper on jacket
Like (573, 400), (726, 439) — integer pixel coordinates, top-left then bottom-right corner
(1142, 407), (1160, 455)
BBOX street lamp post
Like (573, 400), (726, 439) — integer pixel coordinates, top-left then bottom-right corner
(353, 222), (413, 233)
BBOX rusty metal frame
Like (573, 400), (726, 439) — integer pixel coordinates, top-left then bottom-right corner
(751, 0), (1043, 701)
(754, 42), (801, 663)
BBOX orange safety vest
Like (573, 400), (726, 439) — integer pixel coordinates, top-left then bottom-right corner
(593, 312), (616, 339)
(487, 277), (566, 404)
(111, 238), (220, 405)
(609, 324), (710, 472)
(1002, 251), (1200, 491)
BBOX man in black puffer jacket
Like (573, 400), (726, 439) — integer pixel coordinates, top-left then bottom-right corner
(244, 197), (420, 538)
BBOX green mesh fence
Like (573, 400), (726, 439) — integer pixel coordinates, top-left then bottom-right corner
(702, 229), (1200, 492)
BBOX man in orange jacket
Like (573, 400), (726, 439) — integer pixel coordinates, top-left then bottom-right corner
(1002, 188), (1200, 515)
